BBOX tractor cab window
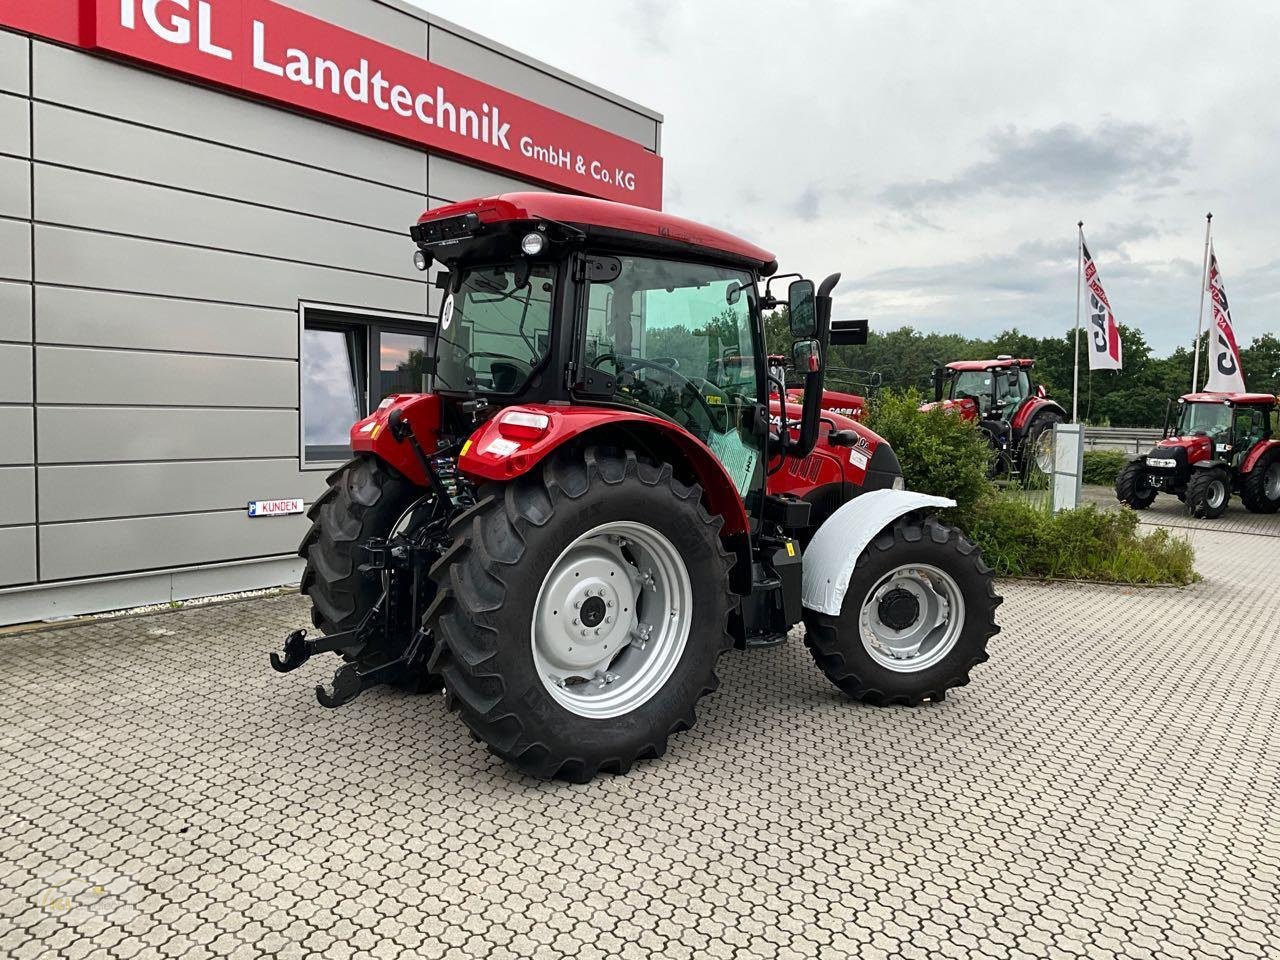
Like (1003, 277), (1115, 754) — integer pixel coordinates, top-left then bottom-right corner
(952, 371), (994, 415)
(1233, 406), (1267, 459)
(434, 263), (556, 395)
(1176, 402), (1232, 441)
(992, 369), (1025, 416)
(581, 255), (762, 497)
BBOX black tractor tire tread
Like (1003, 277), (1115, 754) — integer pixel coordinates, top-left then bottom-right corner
(802, 517), (1001, 707)
(1240, 448), (1280, 514)
(1115, 461), (1157, 510)
(299, 456), (414, 634)
(1186, 468), (1230, 519)
(426, 447), (734, 783)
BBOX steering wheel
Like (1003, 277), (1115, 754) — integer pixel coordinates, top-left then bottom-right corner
(594, 354), (724, 428)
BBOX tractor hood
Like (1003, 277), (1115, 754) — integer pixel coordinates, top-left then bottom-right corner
(919, 397), (980, 421)
(1149, 435), (1214, 464)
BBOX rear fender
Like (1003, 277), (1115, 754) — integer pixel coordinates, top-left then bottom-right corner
(458, 404), (750, 536)
(1012, 397), (1067, 432)
(348, 393), (441, 487)
(801, 489), (955, 616)
(1242, 439), (1280, 473)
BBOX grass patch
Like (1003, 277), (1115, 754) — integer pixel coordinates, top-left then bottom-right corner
(965, 492), (1197, 584)
(1082, 449), (1131, 486)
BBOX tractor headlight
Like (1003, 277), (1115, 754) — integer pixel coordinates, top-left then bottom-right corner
(521, 231), (546, 256)
(412, 249), (430, 272)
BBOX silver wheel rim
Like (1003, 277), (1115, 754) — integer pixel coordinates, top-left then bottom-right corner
(1265, 463), (1280, 501)
(531, 521), (692, 720)
(1032, 429), (1054, 474)
(1207, 480), (1227, 510)
(859, 564), (966, 673)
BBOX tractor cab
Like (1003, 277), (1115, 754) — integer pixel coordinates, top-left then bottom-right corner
(1117, 392), (1280, 518)
(272, 192), (1002, 783)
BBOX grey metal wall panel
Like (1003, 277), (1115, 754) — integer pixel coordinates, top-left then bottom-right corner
(428, 157), (538, 204)
(278, 0), (428, 55)
(0, 280), (31, 343)
(37, 346), (297, 408)
(0, 31), (28, 96)
(40, 459), (328, 522)
(39, 407), (298, 464)
(36, 287), (297, 359)
(0, 220), (31, 282)
(0, 526), (35, 586)
(34, 103), (425, 233)
(35, 165), (416, 281)
(0, 466), (34, 525)
(0, 155), (30, 218)
(35, 225), (429, 314)
(0, 407), (33, 464)
(33, 42), (426, 193)
(40, 510), (310, 580)
(0, 93), (29, 158)
(428, 26), (659, 151)
(0, 343), (32, 402)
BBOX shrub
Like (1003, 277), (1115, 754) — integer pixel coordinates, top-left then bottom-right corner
(864, 388), (991, 520)
(964, 492), (1196, 584)
(1082, 450), (1130, 486)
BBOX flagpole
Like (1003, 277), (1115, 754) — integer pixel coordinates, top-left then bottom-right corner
(1191, 212), (1212, 392)
(1072, 221), (1083, 423)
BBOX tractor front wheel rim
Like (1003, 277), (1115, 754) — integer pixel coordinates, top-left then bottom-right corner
(1207, 479), (1227, 509)
(859, 564), (966, 673)
(532, 521), (693, 720)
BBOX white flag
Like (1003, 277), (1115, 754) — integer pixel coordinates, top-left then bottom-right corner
(1203, 247), (1246, 393)
(1082, 239), (1122, 370)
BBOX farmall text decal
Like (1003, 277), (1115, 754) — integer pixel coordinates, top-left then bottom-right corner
(94, 1), (661, 206)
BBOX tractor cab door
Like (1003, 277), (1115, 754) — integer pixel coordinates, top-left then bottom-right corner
(991, 368), (1026, 420)
(1233, 405), (1269, 466)
(576, 254), (764, 500)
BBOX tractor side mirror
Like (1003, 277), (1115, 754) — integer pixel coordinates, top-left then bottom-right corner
(789, 273), (840, 458)
(787, 279), (817, 338)
(931, 366), (947, 404)
(792, 339), (822, 376)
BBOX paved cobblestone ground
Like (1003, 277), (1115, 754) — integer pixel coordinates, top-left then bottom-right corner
(2, 516), (1277, 959)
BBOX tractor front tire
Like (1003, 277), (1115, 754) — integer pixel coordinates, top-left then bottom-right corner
(1115, 461), (1157, 510)
(1240, 448), (1280, 514)
(1186, 467), (1231, 519)
(426, 448), (735, 782)
(802, 517), (1000, 706)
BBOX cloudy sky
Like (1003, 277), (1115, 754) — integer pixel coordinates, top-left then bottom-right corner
(417, 0), (1278, 356)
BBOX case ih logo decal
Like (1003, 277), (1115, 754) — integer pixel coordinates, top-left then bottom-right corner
(0, 1), (662, 207)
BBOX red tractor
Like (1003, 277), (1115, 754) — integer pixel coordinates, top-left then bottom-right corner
(1115, 392), (1280, 518)
(272, 193), (1001, 782)
(925, 358), (1066, 477)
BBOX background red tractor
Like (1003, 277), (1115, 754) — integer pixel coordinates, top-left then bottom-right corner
(272, 193), (1001, 782)
(1115, 392), (1280, 518)
(924, 358), (1066, 478)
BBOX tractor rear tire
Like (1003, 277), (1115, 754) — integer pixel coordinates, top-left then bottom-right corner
(1186, 467), (1231, 519)
(1115, 461), (1157, 510)
(298, 456), (441, 691)
(1240, 448), (1280, 514)
(802, 517), (1000, 706)
(425, 448), (735, 782)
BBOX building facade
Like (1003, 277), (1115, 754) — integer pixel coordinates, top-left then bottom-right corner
(0, 0), (663, 624)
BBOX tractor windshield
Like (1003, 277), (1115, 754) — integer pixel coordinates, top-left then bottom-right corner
(581, 256), (763, 497)
(1176, 401), (1233, 440)
(434, 262), (556, 395)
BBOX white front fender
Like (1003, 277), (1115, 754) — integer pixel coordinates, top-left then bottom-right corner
(801, 489), (956, 616)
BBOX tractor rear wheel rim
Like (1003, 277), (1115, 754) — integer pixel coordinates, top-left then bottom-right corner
(859, 563), (966, 673)
(532, 520), (693, 720)
(1033, 429), (1054, 474)
(1265, 463), (1280, 500)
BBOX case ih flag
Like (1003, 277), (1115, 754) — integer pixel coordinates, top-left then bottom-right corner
(1082, 240), (1123, 370)
(1204, 247), (1247, 393)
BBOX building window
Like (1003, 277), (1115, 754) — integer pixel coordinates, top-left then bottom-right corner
(301, 306), (434, 466)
